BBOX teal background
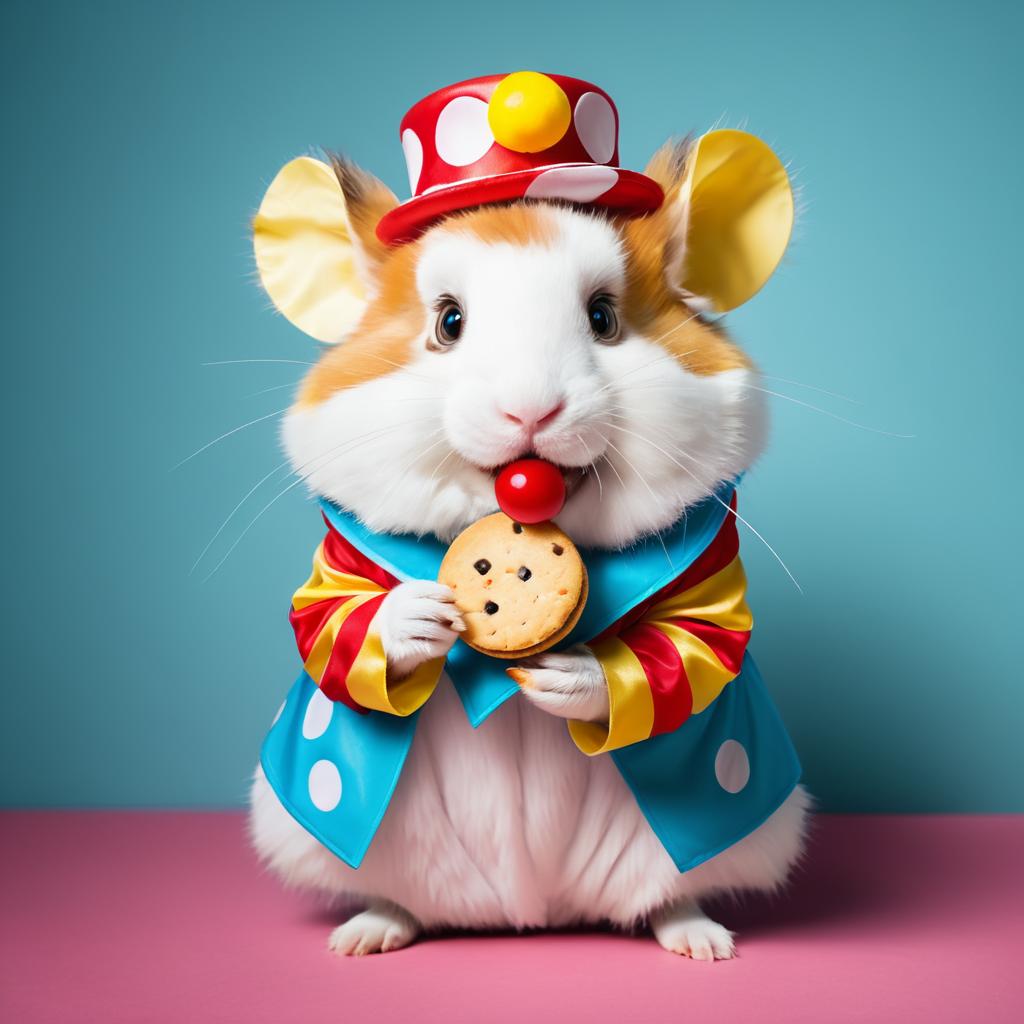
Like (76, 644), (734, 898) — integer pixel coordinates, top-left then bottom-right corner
(1, 0), (1020, 811)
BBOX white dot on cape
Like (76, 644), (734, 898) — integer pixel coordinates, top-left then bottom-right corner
(715, 739), (750, 794)
(434, 96), (493, 167)
(302, 687), (334, 740)
(524, 165), (618, 203)
(574, 92), (616, 163)
(308, 759), (342, 812)
(401, 128), (423, 195)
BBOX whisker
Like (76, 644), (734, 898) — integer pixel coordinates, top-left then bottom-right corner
(603, 437), (674, 570)
(362, 431), (448, 522)
(427, 447), (458, 488)
(598, 445), (629, 495)
(744, 385), (915, 439)
(201, 476), (308, 582)
(204, 358), (316, 367)
(189, 459), (291, 574)
(352, 353), (439, 385)
(575, 433), (603, 502)
(594, 350), (699, 396)
(609, 377), (907, 438)
(647, 310), (702, 347)
(190, 418), (437, 574)
(607, 421), (802, 593)
(244, 381), (301, 399)
(201, 423), (437, 581)
(760, 373), (861, 406)
(204, 353), (438, 387)
(172, 405), (291, 470)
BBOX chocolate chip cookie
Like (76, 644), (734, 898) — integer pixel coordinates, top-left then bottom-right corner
(438, 512), (588, 658)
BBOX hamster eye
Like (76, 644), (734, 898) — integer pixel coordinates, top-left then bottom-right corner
(434, 300), (464, 346)
(587, 296), (619, 342)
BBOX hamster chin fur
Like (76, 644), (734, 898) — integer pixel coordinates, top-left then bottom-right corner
(281, 206), (768, 549)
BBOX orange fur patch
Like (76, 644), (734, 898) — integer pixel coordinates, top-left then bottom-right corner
(297, 242), (423, 406)
(442, 203), (558, 248)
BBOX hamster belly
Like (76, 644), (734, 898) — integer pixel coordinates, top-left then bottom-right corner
(250, 675), (808, 930)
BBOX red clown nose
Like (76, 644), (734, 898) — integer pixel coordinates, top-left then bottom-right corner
(495, 459), (567, 524)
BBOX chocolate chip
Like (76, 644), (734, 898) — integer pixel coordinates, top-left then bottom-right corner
(484, 601), (499, 615)
(517, 566), (532, 581)
(473, 559), (491, 575)
(551, 543), (564, 556)
(513, 522), (523, 534)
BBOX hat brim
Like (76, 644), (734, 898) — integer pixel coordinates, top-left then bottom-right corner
(376, 164), (664, 245)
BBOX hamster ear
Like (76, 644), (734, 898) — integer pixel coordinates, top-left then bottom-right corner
(253, 155), (398, 343)
(661, 130), (794, 312)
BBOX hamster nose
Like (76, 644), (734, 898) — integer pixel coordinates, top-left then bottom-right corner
(501, 400), (565, 432)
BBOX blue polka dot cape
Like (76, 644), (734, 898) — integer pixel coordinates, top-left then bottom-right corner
(261, 481), (801, 872)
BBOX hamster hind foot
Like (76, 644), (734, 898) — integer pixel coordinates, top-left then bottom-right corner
(651, 897), (736, 961)
(328, 900), (421, 956)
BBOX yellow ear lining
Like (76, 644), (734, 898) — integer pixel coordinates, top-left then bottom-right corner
(678, 130), (794, 313)
(253, 156), (367, 343)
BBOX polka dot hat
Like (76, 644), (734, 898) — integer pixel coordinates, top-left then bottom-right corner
(376, 72), (665, 245)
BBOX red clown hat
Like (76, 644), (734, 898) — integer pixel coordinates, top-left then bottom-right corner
(376, 72), (665, 245)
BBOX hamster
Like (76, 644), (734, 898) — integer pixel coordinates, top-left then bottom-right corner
(249, 147), (810, 959)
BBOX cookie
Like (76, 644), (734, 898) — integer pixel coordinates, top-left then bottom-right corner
(438, 513), (588, 658)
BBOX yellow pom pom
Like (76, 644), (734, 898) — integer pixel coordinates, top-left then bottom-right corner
(487, 72), (572, 154)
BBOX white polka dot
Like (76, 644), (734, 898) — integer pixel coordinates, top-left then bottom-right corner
(715, 739), (750, 794)
(270, 701), (285, 726)
(302, 688), (334, 740)
(524, 165), (619, 203)
(308, 759), (342, 812)
(401, 128), (423, 195)
(434, 96), (493, 167)
(574, 92), (616, 164)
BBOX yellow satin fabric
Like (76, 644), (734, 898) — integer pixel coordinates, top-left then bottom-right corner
(570, 555), (752, 754)
(294, 543), (443, 717)
(253, 156), (366, 343)
(646, 623), (733, 715)
(569, 637), (655, 755)
(345, 632), (445, 717)
(647, 556), (752, 712)
(302, 592), (380, 684)
(292, 543), (390, 611)
(647, 556), (753, 635)
(679, 130), (794, 312)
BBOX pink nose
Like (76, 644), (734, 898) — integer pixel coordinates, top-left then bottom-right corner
(502, 401), (565, 432)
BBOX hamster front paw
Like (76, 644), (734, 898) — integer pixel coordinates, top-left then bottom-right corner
(376, 580), (465, 680)
(510, 644), (610, 723)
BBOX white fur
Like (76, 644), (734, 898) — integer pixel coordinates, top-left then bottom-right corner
(251, 682), (810, 932)
(327, 902), (418, 956)
(375, 580), (464, 679)
(282, 207), (768, 547)
(651, 897), (737, 960)
(516, 644), (610, 723)
(257, 203), (805, 955)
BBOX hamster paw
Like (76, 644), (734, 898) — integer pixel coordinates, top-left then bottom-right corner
(652, 899), (736, 961)
(328, 903), (420, 956)
(376, 580), (465, 679)
(512, 644), (609, 723)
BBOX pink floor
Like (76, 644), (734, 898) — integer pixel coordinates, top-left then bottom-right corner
(1, 813), (1022, 1023)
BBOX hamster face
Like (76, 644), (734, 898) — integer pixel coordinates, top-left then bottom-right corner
(284, 190), (767, 548)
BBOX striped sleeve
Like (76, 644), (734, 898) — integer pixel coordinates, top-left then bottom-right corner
(289, 518), (445, 717)
(569, 500), (752, 755)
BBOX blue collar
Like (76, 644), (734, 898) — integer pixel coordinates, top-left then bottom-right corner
(320, 480), (737, 726)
